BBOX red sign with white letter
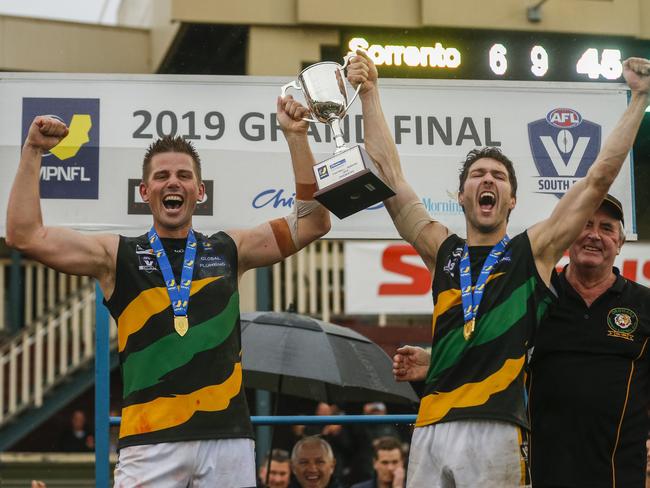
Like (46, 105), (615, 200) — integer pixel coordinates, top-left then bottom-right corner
(345, 241), (650, 314)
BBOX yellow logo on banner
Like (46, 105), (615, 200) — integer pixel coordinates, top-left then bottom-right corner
(50, 114), (92, 160)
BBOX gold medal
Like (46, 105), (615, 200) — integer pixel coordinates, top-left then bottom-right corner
(174, 315), (189, 336)
(463, 318), (475, 341)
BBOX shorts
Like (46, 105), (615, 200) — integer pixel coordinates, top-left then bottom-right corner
(113, 438), (256, 488)
(407, 419), (530, 488)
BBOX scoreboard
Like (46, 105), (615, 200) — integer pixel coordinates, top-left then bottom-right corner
(335, 27), (650, 238)
(341, 28), (650, 83)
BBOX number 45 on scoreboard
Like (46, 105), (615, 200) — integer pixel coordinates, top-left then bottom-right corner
(576, 48), (623, 80)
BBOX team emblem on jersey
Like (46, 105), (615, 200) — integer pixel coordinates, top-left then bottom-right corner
(138, 254), (159, 273)
(443, 247), (463, 277)
(607, 307), (638, 340)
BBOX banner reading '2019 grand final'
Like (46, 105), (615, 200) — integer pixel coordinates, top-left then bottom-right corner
(0, 73), (635, 239)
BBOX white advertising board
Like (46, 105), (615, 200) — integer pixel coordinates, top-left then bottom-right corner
(0, 73), (635, 239)
(345, 241), (650, 314)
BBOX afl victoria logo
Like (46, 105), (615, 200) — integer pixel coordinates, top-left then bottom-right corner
(528, 107), (601, 199)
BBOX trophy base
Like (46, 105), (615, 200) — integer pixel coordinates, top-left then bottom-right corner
(313, 145), (396, 219)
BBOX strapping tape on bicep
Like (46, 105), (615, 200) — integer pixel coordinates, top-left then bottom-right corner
(269, 218), (297, 258)
(272, 183), (323, 256)
(393, 200), (434, 244)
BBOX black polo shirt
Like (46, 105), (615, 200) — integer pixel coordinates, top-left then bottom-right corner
(528, 267), (650, 488)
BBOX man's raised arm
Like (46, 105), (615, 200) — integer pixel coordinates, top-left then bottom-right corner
(230, 96), (331, 275)
(347, 50), (448, 272)
(6, 116), (117, 295)
(529, 57), (650, 283)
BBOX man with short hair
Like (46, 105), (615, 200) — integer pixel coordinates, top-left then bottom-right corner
(528, 193), (650, 488)
(348, 50), (650, 487)
(259, 448), (291, 488)
(348, 402), (402, 482)
(350, 436), (405, 488)
(290, 436), (343, 488)
(6, 95), (330, 486)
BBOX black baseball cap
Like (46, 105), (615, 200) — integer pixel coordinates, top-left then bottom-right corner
(601, 193), (624, 226)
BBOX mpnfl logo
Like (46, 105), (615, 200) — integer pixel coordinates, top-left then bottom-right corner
(528, 108), (601, 198)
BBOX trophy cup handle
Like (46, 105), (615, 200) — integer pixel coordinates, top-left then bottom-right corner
(280, 80), (320, 123)
(340, 53), (362, 113)
(280, 80), (301, 98)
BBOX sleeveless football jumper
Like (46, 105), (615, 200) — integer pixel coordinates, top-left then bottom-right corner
(416, 232), (553, 428)
(105, 231), (254, 449)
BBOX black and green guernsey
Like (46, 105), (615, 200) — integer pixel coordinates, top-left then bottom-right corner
(416, 232), (553, 428)
(105, 231), (253, 449)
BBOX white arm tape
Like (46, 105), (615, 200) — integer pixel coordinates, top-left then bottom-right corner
(285, 199), (322, 248)
(393, 200), (435, 244)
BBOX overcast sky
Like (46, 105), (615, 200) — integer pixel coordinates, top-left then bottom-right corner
(0, 0), (121, 24)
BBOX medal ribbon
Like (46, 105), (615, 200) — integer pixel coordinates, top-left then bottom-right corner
(459, 235), (510, 329)
(148, 227), (197, 320)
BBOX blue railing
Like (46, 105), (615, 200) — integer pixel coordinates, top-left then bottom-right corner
(109, 414), (417, 427)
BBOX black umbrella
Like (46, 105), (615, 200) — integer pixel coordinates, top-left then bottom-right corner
(241, 311), (418, 405)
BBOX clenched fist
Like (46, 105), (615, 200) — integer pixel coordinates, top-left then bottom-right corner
(623, 57), (650, 95)
(24, 116), (69, 153)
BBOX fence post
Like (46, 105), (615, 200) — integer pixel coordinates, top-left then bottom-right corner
(95, 282), (110, 488)
(254, 267), (272, 468)
(9, 250), (23, 333)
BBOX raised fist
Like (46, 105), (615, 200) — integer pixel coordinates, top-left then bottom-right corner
(623, 57), (650, 95)
(24, 116), (69, 153)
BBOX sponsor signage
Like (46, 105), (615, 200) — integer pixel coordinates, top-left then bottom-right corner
(0, 73), (634, 238)
(21, 97), (100, 199)
(345, 241), (650, 314)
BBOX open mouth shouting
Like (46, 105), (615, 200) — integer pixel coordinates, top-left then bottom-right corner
(478, 191), (496, 212)
(163, 194), (184, 211)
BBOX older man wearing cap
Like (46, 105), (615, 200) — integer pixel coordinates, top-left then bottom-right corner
(527, 193), (650, 488)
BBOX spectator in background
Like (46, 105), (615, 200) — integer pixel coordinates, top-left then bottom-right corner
(258, 448), (291, 488)
(58, 409), (93, 452)
(351, 436), (406, 488)
(289, 436), (343, 488)
(304, 403), (352, 480)
(347, 402), (405, 483)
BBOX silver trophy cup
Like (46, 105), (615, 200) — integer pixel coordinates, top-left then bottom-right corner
(281, 57), (395, 219)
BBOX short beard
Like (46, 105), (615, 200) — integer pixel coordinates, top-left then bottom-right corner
(465, 212), (502, 235)
(476, 221), (501, 234)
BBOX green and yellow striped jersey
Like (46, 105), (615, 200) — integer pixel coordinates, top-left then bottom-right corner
(106, 231), (253, 449)
(416, 232), (553, 428)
